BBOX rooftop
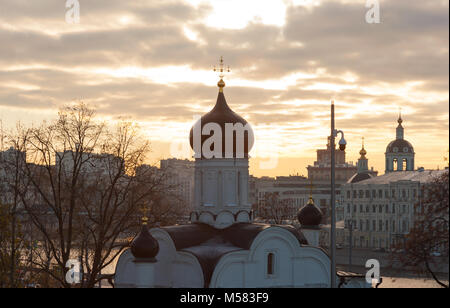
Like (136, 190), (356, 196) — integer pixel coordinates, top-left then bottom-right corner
(355, 169), (447, 185)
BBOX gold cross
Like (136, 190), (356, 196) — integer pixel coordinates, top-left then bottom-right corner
(140, 203), (149, 225)
(213, 56), (230, 79)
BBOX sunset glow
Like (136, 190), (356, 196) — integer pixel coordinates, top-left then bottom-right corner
(0, 0), (448, 177)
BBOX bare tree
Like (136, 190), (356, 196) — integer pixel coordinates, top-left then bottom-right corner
(257, 192), (294, 224)
(11, 103), (179, 287)
(392, 171), (449, 288)
(0, 129), (32, 288)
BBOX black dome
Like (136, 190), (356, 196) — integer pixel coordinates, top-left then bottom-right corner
(386, 139), (414, 154)
(297, 198), (323, 227)
(189, 92), (254, 159)
(130, 225), (159, 259)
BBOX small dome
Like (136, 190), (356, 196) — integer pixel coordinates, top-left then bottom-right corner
(297, 197), (323, 227)
(130, 225), (159, 259)
(386, 139), (414, 154)
(189, 91), (254, 158)
(359, 147), (367, 157)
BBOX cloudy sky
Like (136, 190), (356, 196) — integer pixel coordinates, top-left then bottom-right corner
(0, 0), (448, 176)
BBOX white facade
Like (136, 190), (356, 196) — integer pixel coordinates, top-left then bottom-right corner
(191, 158), (251, 228)
(115, 224), (368, 288)
(341, 169), (446, 249)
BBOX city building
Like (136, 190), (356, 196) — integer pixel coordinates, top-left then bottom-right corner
(114, 66), (368, 288)
(340, 116), (443, 249)
(253, 175), (335, 224)
(253, 137), (361, 224)
(340, 169), (446, 249)
(160, 158), (195, 211)
(307, 136), (357, 182)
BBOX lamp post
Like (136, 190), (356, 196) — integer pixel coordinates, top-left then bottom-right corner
(330, 101), (346, 288)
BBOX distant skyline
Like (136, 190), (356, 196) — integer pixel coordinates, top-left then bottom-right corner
(0, 0), (448, 177)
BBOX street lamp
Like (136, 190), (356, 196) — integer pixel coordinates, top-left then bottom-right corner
(330, 101), (346, 288)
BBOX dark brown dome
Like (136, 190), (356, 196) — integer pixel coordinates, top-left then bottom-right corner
(297, 197), (323, 227)
(130, 225), (159, 259)
(189, 91), (254, 159)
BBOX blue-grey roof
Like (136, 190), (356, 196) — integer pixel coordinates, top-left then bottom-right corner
(355, 169), (447, 185)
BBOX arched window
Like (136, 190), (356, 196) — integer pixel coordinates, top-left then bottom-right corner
(267, 253), (275, 275)
(393, 158), (398, 170)
(402, 159), (407, 170)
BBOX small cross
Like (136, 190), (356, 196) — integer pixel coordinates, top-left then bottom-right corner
(213, 56), (230, 79)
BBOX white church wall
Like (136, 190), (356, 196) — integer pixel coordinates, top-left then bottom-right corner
(114, 249), (137, 288)
(210, 251), (248, 288)
(209, 227), (334, 288)
(172, 251), (204, 288)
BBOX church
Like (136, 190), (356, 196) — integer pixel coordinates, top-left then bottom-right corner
(114, 59), (370, 288)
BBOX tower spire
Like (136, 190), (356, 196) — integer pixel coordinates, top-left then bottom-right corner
(359, 137), (367, 158)
(396, 111), (404, 140)
(213, 56), (230, 93)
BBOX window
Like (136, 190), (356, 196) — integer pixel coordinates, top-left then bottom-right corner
(353, 190), (357, 198)
(378, 190), (383, 199)
(372, 205), (376, 213)
(347, 191), (351, 199)
(372, 220), (376, 231)
(372, 190), (376, 198)
(402, 189), (406, 198)
(378, 220), (382, 231)
(360, 204), (363, 213)
(385, 220), (389, 232)
(392, 189), (396, 198)
(359, 190), (364, 198)
(267, 253), (275, 276)
(366, 220), (370, 231)
(379, 205), (383, 213)
(365, 190), (370, 198)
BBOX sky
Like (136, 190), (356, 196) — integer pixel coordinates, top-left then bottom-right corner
(0, 0), (448, 177)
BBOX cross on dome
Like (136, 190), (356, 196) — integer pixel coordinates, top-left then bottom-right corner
(213, 56), (230, 92)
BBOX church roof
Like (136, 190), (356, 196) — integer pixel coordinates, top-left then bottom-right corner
(355, 169), (446, 185)
(347, 172), (374, 183)
(161, 222), (308, 286)
(386, 139), (414, 154)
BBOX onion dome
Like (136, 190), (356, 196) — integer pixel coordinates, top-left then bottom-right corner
(130, 217), (159, 260)
(359, 147), (367, 158)
(297, 196), (323, 228)
(189, 58), (254, 159)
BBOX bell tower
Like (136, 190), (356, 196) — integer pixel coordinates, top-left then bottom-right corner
(189, 57), (254, 229)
